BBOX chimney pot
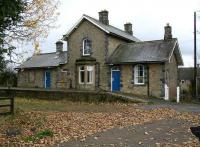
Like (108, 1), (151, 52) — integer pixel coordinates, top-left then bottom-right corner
(56, 40), (63, 52)
(164, 23), (172, 40)
(99, 10), (109, 25)
(124, 23), (133, 35)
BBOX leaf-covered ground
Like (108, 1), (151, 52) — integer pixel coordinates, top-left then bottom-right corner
(0, 98), (199, 146)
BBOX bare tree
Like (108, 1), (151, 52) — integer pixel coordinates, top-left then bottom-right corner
(3, 0), (60, 65)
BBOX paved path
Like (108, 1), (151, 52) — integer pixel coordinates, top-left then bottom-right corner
(56, 102), (200, 147)
(137, 103), (200, 114)
(57, 119), (196, 147)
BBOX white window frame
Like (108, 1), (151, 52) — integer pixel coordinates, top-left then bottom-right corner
(79, 65), (94, 84)
(86, 66), (94, 84)
(134, 64), (145, 85)
(79, 66), (85, 84)
(82, 39), (91, 56)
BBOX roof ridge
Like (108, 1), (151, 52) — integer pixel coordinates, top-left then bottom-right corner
(65, 14), (140, 42)
(84, 14), (135, 37)
(123, 38), (177, 45)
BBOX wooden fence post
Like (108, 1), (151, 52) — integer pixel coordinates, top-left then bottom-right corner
(10, 97), (14, 114)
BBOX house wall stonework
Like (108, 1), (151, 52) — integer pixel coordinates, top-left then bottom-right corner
(120, 65), (148, 96)
(18, 69), (44, 88)
(120, 64), (163, 97)
(166, 53), (178, 98)
(149, 63), (163, 97)
(64, 20), (108, 90)
(108, 36), (127, 57)
(18, 68), (61, 89)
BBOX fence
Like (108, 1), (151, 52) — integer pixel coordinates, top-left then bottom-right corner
(0, 96), (14, 115)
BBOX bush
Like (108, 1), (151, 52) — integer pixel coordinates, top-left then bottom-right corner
(0, 69), (17, 87)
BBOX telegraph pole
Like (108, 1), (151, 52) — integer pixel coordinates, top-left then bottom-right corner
(194, 11), (197, 99)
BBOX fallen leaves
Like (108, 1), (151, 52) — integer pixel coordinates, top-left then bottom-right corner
(0, 103), (199, 146)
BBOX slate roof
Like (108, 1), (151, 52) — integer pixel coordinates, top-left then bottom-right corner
(64, 14), (140, 42)
(178, 67), (200, 80)
(179, 68), (194, 80)
(108, 38), (183, 65)
(17, 51), (67, 69)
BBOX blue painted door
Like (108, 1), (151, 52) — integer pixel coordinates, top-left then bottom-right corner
(45, 71), (51, 88)
(112, 70), (120, 92)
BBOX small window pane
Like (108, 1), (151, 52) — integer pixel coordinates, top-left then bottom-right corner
(79, 66), (85, 84)
(83, 39), (91, 55)
(87, 66), (93, 84)
(134, 65), (145, 84)
(80, 71), (85, 83)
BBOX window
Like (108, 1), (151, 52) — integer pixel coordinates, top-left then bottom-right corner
(79, 66), (85, 84)
(87, 66), (94, 84)
(134, 65), (145, 85)
(79, 66), (94, 84)
(83, 39), (91, 55)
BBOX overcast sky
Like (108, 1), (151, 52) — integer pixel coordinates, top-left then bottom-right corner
(23, 0), (200, 67)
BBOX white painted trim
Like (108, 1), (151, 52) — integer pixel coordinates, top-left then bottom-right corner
(164, 84), (169, 101)
(168, 40), (177, 63)
(86, 66), (94, 84)
(85, 15), (109, 33)
(111, 68), (113, 92)
(44, 71), (47, 88)
(177, 86), (180, 103)
(134, 64), (145, 85)
(79, 66), (85, 84)
(64, 15), (110, 38)
(82, 38), (91, 56)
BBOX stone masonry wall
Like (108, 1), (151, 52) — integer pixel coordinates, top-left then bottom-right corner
(18, 68), (59, 89)
(166, 53), (178, 98)
(18, 69), (44, 88)
(108, 35), (127, 57)
(120, 65), (148, 96)
(149, 63), (163, 97)
(64, 20), (107, 90)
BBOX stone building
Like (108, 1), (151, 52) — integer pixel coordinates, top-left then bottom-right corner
(17, 10), (183, 98)
(178, 67), (200, 96)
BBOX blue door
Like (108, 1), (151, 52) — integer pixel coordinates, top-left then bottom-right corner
(45, 71), (51, 88)
(112, 70), (120, 92)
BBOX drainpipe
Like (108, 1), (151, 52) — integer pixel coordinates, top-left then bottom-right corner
(147, 65), (150, 97)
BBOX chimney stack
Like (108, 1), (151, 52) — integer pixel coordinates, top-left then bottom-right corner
(164, 23), (172, 40)
(99, 10), (109, 25)
(56, 40), (63, 52)
(124, 23), (133, 35)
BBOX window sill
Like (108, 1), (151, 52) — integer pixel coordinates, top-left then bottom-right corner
(79, 83), (93, 85)
(82, 54), (90, 56)
(133, 84), (146, 86)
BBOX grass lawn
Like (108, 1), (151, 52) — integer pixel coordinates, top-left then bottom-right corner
(14, 98), (127, 113)
(0, 97), (199, 146)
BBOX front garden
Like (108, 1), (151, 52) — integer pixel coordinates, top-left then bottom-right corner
(0, 98), (199, 146)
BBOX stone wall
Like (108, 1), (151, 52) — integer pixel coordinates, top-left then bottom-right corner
(120, 65), (148, 96)
(18, 69), (44, 88)
(149, 63), (163, 97)
(107, 35), (127, 56)
(17, 68), (66, 89)
(65, 20), (106, 90)
(65, 20), (129, 91)
(166, 53), (178, 98)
